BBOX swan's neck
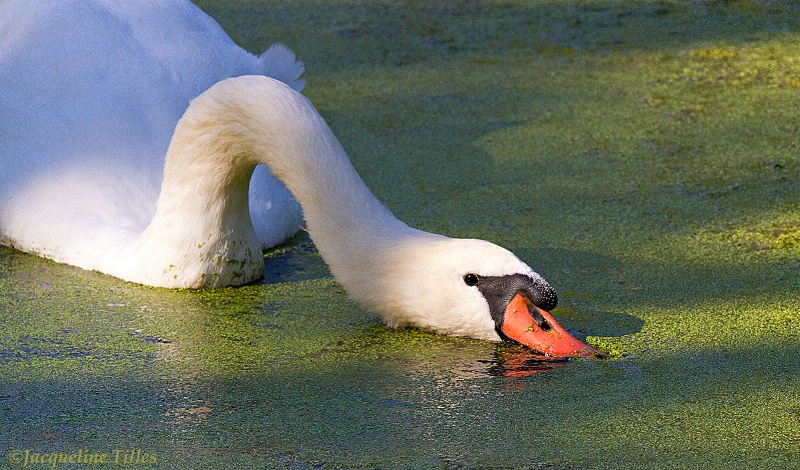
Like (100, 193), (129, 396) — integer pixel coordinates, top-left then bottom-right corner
(135, 76), (415, 288)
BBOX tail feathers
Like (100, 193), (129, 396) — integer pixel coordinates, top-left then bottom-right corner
(258, 43), (305, 92)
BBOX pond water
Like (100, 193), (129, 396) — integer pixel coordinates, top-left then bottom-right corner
(4, 1), (800, 468)
(2, 239), (797, 469)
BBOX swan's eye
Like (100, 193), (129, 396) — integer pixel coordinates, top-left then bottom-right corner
(463, 273), (480, 287)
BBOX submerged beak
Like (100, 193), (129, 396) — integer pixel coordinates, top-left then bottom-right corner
(500, 291), (603, 358)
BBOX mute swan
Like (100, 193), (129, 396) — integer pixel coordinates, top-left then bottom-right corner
(0, 0), (305, 269)
(0, 1), (600, 357)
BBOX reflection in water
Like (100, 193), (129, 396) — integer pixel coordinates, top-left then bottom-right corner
(480, 344), (569, 378)
(168, 404), (214, 426)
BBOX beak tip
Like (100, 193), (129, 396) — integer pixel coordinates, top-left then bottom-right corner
(500, 292), (605, 359)
(576, 344), (607, 359)
(537, 341), (606, 359)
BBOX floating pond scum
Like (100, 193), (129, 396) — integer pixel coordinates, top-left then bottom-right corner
(2, 0), (800, 468)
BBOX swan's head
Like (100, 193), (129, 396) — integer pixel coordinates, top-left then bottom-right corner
(352, 236), (601, 358)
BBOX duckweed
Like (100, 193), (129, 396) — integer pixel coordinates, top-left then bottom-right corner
(3, 1), (800, 468)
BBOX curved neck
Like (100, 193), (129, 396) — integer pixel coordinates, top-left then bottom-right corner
(135, 76), (412, 288)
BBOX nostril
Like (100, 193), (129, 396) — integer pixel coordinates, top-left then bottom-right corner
(526, 301), (553, 332)
(538, 318), (552, 332)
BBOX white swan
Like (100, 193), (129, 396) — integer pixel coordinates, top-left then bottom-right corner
(0, 1), (599, 357)
(0, 0), (305, 273)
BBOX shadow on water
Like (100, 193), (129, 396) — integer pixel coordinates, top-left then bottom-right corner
(197, 0), (800, 75)
(4, 0), (800, 466)
(261, 232), (330, 285)
(0, 245), (797, 467)
(3, 338), (797, 468)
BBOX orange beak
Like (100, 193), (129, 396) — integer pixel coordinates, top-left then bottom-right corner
(500, 291), (603, 358)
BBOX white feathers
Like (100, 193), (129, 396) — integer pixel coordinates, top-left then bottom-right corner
(259, 44), (306, 93)
(0, 1), (547, 342)
(0, 0), (303, 281)
(351, 236), (534, 340)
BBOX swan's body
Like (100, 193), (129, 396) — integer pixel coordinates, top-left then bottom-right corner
(0, 1), (599, 356)
(0, 0), (304, 283)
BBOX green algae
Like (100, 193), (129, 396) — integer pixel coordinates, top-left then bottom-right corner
(3, 0), (800, 468)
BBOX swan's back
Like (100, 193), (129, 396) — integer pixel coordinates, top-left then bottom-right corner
(0, 0), (303, 273)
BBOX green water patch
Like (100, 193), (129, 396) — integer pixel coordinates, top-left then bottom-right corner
(4, 0), (800, 468)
